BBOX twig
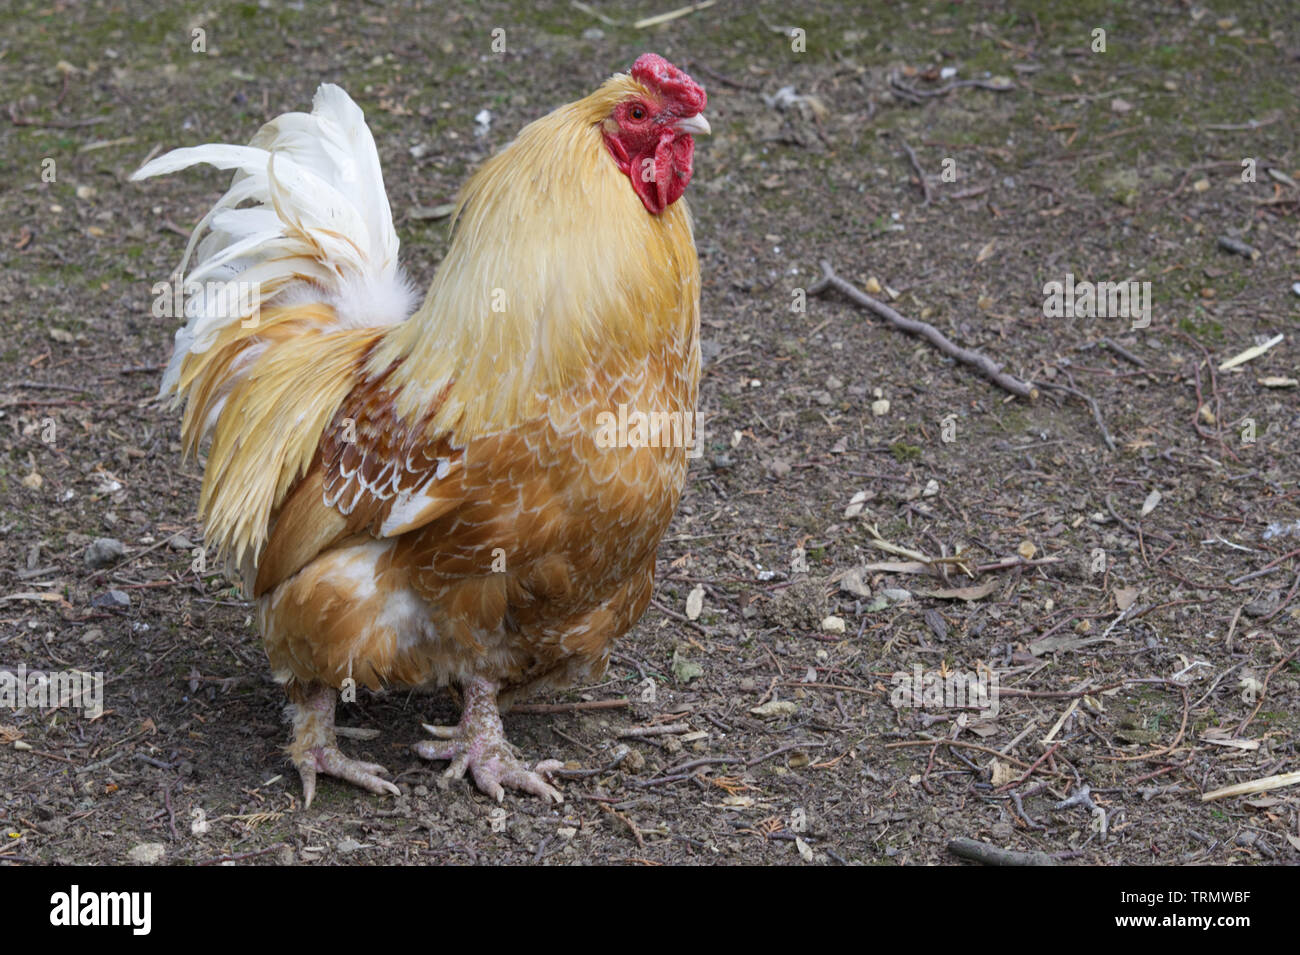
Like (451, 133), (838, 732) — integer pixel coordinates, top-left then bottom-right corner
(890, 74), (1016, 100)
(1099, 337), (1146, 367)
(649, 597), (713, 636)
(1229, 545), (1300, 586)
(1008, 790), (1045, 830)
(1234, 645), (1299, 736)
(947, 837), (1057, 866)
(509, 699), (629, 715)
(747, 742), (829, 767)
(809, 261), (1037, 399)
(1036, 380), (1115, 451)
(618, 723), (690, 739)
(887, 738), (1032, 768)
(900, 141), (932, 206)
(195, 843), (287, 866)
(599, 802), (646, 848)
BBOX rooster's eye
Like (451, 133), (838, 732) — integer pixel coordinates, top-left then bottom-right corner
(629, 105), (647, 121)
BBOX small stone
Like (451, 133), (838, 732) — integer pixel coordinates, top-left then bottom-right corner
(91, 589), (131, 609)
(1242, 593), (1279, 618)
(821, 615), (846, 634)
(582, 27), (604, 40)
(127, 842), (166, 864)
(839, 567), (872, 599)
(871, 399), (890, 417)
(84, 537), (127, 568)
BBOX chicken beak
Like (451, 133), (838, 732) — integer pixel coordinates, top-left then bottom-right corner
(674, 113), (711, 136)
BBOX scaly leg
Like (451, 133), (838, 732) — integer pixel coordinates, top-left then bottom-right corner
(287, 682), (400, 808)
(415, 676), (564, 803)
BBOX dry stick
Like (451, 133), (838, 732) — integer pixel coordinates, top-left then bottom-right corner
(947, 837), (1057, 866)
(996, 742), (1062, 793)
(649, 597), (712, 637)
(1234, 645), (1299, 737)
(599, 803), (646, 849)
(1104, 493), (1173, 544)
(1036, 380), (1116, 451)
(889, 74), (1017, 99)
(195, 843), (287, 866)
(809, 262), (1037, 400)
(509, 699), (629, 715)
(1100, 337), (1147, 367)
(619, 723), (690, 739)
(1229, 546), (1300, 586)
(901, 141), (932, 206)
(1256, 570), (1300, 627)
(886, 738), (1033, 769)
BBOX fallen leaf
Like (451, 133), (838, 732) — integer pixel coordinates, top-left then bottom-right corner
(1114, 587), (1140, 611)
(750, 700), (799, 718)
(671, 648), (703, 684)
(685, 584), (705, 620)
(1140, 490), (1161, 517)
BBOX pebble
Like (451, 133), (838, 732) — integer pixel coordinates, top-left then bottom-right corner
(84, 537), (127, 568)
(91, 589), (131, 609)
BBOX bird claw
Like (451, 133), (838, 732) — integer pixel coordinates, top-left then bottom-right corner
(298, 745), (400, 809)
(416, 724), (565, 804)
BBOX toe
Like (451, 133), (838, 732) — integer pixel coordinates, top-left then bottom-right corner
(299, 764), (318, 810)
(421, 722), (460, 740)
(414, 739), (455, 761)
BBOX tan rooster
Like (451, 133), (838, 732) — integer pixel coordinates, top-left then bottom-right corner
(132, 54), (708, 805)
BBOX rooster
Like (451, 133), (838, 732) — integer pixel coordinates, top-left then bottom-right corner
(132, 54), (708, 805)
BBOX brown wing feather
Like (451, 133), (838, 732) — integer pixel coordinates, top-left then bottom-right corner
(254, 368), (463, 596)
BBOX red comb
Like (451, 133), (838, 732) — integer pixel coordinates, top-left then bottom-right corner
(631, 53), (707, 115)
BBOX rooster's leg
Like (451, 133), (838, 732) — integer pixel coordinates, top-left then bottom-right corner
(415, 677), (564, 803)
(287, 682), (400, 808)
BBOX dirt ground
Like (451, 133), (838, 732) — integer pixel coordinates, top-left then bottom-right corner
(1, 0), (1298, 867)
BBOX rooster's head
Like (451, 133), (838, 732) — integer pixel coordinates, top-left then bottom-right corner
(602, 53), (709, 215)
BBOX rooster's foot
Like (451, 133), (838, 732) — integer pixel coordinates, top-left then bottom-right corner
(298, 747), (400, 809)
(288, 683), (400, 808)
(414, 677), (564, 803)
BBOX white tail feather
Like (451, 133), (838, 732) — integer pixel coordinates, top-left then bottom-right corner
(132, 84), (416, 401)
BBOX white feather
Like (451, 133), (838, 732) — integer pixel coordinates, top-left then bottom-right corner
(132, 84), (418, 401)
